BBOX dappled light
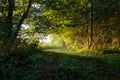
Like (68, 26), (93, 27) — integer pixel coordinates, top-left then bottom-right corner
(0, 0), (120, 80)
(39, 34), (52, 43)
(0, 50), (120, 80)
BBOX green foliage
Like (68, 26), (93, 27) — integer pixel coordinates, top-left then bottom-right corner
(0, 0), (120, 51)
(39, 0), (120, 49)
(0, 50), (120, 80)
(0, 0), (120, 79)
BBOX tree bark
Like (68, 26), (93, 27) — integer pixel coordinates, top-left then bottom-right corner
(88, 0), (93, 49)
(2, 0), (32, 52)
(10, 0), (32, 44)
(2, 0), (15, 50)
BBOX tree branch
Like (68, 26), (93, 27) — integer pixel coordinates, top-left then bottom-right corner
(11, 0), (32, 43)
(7, 0), (14, 36)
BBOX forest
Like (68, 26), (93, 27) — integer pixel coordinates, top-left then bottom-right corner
(0, 0), (120, 80)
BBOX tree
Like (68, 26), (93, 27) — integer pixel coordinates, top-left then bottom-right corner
(0, 0), (32, 51)
(0, 0), (119, 52)
(40, 0), (120, 49)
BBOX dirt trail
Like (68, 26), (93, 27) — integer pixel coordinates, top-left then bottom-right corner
(41, 51), (60, 79)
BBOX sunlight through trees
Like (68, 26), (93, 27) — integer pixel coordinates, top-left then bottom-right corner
(0, 0), (120, 53)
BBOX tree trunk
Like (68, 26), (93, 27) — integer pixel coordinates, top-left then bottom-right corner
(10, 0), (32, 44)
(88, 0), (93, 49)
(2, 0), (32, 53)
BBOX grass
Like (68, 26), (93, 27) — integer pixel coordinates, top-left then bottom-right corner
(0, 48), (120, 80)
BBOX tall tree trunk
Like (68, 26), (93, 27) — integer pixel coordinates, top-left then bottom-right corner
(2, 0), (15, 52)
(10, 0), (32, 44)
(87, 24), (89, 49)
(88, 0), (93, 49)
(2, 0), (32, 53)
(4, 0), (14, 41)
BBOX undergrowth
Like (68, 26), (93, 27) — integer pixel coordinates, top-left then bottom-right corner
(0, 47), (120, 80)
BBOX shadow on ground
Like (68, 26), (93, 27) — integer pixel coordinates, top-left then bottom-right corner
(0, 49), (120, 80)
